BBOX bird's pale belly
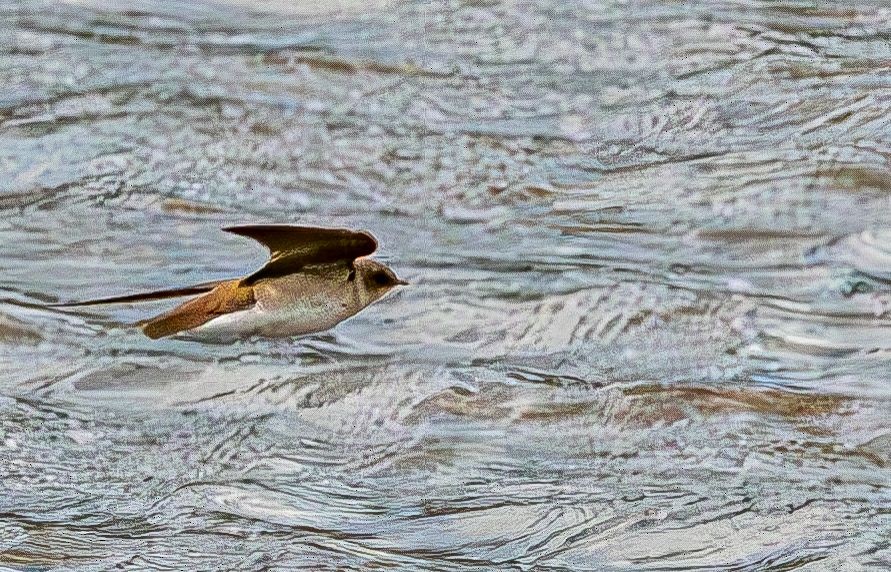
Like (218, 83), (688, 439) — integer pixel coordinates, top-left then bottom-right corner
(189, 273), (361, 340)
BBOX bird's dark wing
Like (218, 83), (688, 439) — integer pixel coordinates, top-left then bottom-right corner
(224, 224), (378, 284)
(48, 280), (228, 307)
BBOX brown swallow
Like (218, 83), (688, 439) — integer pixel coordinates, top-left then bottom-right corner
(54, 225), (407, 340)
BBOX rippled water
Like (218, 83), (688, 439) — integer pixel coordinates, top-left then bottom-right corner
(1, 0), (890, 569)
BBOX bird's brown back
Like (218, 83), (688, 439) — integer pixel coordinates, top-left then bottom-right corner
(141, 279), (256, 339)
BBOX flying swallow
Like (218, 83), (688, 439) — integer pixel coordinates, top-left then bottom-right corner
(53, 225), (407, 340)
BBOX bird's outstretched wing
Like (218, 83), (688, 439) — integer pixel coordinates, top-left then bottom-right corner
(48, 280), (228, 307)
(224, 224), (378, 285)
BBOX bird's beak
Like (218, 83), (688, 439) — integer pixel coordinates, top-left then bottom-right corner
(396, 279), (409, 286)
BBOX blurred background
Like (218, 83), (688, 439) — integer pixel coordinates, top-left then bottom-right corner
(1, 0), (889, 569)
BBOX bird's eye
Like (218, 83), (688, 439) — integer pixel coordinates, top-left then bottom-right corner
(372, 272), (391, 286)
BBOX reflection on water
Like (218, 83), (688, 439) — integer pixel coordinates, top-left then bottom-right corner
(1, 0), (890, 568)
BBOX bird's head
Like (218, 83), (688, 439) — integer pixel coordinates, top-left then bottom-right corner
(354, 258), (407, 303)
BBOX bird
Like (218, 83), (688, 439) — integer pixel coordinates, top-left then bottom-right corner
(52, 225), (407, 341)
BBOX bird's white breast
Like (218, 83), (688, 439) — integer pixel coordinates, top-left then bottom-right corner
(189, 271), (363, 341)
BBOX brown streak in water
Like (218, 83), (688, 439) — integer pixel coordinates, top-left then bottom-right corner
(0, 315), (42, 344)
(624, 384), (851, 418)
(768, 5), (863, 18)
(555, 223), (649, 235)
(819, 165), (891, 193)
(517, 401), (599, 421)
(694, 228), (825, 241)
(407, 387), (514, 422)
(262, 53), (456, 79)
(0, 551), (74, 567)
(778, 63), (889, 80)
(161, 198), (228, 214)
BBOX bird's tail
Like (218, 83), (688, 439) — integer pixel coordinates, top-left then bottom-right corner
(48, 280), (229, 307)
